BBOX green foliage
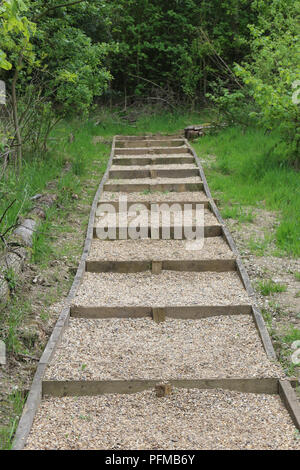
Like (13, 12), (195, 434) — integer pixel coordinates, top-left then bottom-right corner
(0, 0), (36, 70)
(194, 126), (300, 257)
(209, 0), (300, 165)
(257, 279), (287, 296)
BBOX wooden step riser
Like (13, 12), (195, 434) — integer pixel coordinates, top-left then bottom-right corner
(115, 147), (190, 155)
(103, 183), (203, 192)
(42, 377), (280, 398)
(116, 135), (183, 141)
(115, 140), (185, 148)
(93, 225), (222, 239)
(109, 169), (199, 179)
(112, 157), (195, 165)
(70, 304), (252, 319)
(85, 259), (237, 274)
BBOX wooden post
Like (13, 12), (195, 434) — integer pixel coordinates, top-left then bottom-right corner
(152, 307), (166, 323)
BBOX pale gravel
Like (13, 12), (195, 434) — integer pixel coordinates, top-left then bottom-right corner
(110, 164), (197, 170)
(106, 176), (202, 184)
(88, 238), (234, 261)
(114, 152), (190, 158)
(25, 389), (300, 450)
(73, 271), (250, 307)
(45, 316), (284, 381)
(100, 191), (208, 202)
(95, 208), (219, 226)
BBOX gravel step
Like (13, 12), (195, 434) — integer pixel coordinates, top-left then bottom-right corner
(88, 238), (234, 261)
(109, 168), (199, 179)
(111, 164), (197, 170)
(113, 156), (195, 165)
(104, 177), (203, 193)
(44, 316), (284, 382)
(115, 139), (185, 148)
(115, 147), (190, 156)
(72, 271), (250, 309)
(25, 388), (300, 450)
(100, 191), (209, 202)
(95, 207), (219, 226)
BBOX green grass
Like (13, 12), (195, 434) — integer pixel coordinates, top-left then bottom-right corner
(257, 279), (287, 296)
(194, 126), (300, 256)
(282, 326), (300, 344)
(0, 390), (26, 450)
(295, 272), (300, 281)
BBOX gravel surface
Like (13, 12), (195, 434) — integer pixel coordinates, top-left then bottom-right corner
(95, 208), (219, 226)
(88, 238), (234, 261)
(100, 191), (208, 202)
(110, 164), (197, 170)
(45, 316), (284, 381)
(114, 152), (190, 158)
(106, 176), (202, 184)
(25, 389), (300, 450)
(73, 271), (250, 307)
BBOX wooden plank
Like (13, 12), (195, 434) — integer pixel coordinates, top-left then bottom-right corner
(85, 259), (236, 274)
(85, 260), (151, 273)
(103, 182), (204, 192)
(112, 156), (195, 165)
(115, 140), (185, 148)
(70, 305), (152, 318)
(115, 147), (190, 156)
(162, 259), (236, 272)
(70, 304), (252, 319)
(279, 380), (300, 431)
(109, 168), (199, 179)
(42, 377), (279, 398)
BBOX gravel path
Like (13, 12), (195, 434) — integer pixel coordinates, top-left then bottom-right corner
(73, 271), (250, 307)
(88, 238), (234, 261)
(114, 152), (190, 158)
(22, 137), (299, 451)
(25, 389), (300, 450)
(100, 191), (208, 202)
(45, 316), (284, 381)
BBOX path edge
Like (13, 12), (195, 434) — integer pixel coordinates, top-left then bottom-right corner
(12, 138), (116, 450)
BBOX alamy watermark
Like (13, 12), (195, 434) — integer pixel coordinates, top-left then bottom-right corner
(292, 80), (300, 105)
(95, 196), (205, 250)
(0, 340), (6, 365)
(0, 80), (6, 105)
(291, 340), (300, 366)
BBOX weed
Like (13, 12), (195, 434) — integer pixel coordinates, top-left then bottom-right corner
(257, 279), (287, 296)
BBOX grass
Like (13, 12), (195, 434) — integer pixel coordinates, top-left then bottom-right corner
(0, 390), (26, 450)
(257, 279), (287, 296)
(193, 126), (300, 257)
